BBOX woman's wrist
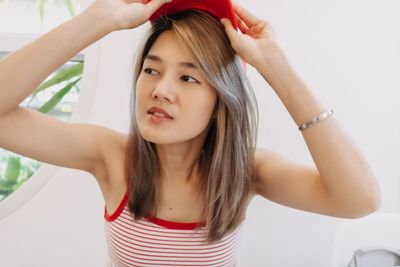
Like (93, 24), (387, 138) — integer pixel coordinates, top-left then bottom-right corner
(255, 45), (297, 92)
(255, 43), (288, 70)
(79, 2), (119, 34)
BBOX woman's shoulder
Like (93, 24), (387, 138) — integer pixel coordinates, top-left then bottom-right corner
(94, 128), (129, 176)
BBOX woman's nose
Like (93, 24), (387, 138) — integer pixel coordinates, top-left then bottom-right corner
(151, 76), (176, 102)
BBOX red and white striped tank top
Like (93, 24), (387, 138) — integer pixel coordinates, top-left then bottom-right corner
(104, 192), (244, 267)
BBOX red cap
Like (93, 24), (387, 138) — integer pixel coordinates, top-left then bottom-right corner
(147, 0), (238, 30)
(145, 0), (247, 72)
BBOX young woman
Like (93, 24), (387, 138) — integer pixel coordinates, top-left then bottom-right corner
(0, 0), (381, 266)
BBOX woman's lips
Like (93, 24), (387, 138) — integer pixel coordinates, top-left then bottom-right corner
(147, 106), (173, 119)
(148, 113), (173, 124)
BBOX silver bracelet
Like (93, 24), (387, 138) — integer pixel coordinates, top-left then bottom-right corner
(298, 109), (334, 131)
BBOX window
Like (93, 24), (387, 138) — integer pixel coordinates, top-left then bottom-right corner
(0, 49), (84, 202)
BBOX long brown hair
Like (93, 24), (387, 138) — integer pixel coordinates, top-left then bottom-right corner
(124, 10), (259, 243)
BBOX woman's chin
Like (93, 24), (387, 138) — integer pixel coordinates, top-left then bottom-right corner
(140, 131), (174, 144)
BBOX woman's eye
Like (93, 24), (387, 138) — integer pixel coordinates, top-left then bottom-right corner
(181, 75), (198, 83)
(143, 68), (199, 83)
(143, 68), (157, 75)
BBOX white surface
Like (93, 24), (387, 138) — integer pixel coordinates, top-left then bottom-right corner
(330, 213), (400, 267)
(0, 0), (79, 34)
(0, 0), (399, 266)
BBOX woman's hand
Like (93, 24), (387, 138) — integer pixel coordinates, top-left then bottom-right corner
(220, 4), (282, 70)
(86, 0), (170, 31)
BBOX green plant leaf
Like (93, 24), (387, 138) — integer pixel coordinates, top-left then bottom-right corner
(4, 157), (21, 183)
(0, 178), (15, 188)
(0, 184), (14, 196)
(34, 62), (83, 94)
(37, 0), (47, 25)
(38, 77), (82, 113)
(23, 166), (34, 178)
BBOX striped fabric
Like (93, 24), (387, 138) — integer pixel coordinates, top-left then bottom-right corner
(104, 192), (244, 267)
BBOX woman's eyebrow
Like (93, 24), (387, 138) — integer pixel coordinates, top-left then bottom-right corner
(144, 54), (199, 70)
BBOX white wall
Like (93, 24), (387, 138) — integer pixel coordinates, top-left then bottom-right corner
(0, 0), (76, 33)
(0, 0), (399, 266)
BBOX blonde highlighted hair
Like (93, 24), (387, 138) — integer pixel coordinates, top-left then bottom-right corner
(124, 10), (259, 242)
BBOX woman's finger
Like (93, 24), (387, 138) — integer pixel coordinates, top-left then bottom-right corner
(236, 15), (249, 34)
(234, 3), (261, 28)
(220, 18), (239, 42)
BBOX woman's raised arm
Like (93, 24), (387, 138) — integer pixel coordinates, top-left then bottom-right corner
(0, 0), (168, 178)
(0, 0), (169, 116)
(221, 3), (381, 218)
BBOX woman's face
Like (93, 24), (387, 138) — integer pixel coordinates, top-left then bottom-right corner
(135, 30), (218, 144)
